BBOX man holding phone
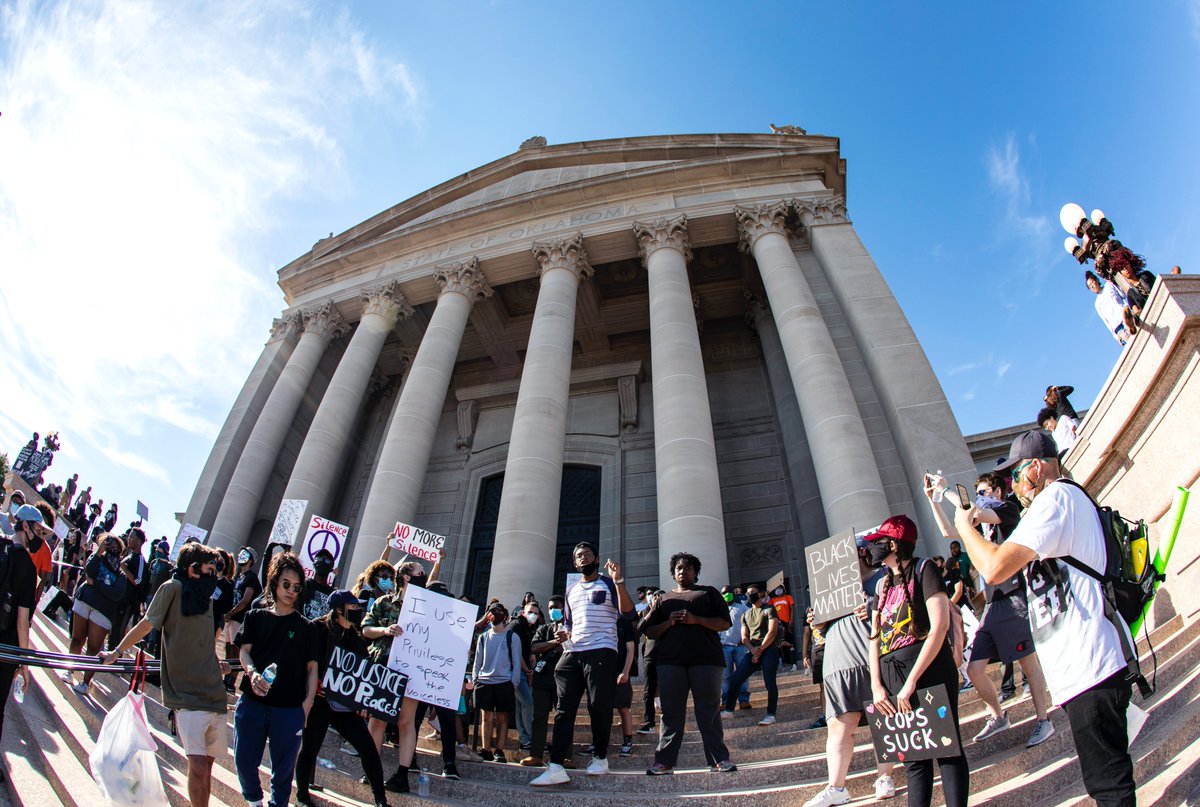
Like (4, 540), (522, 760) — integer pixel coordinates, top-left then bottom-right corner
(924, 472), (1055, 748)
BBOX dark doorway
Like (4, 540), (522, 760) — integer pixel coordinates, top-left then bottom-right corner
(464, 465), (601, 605)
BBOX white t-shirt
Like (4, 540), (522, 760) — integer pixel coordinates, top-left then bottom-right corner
(1051, 415), (1079, 454)
(1093, 281), (1128, 343)
(1008, 480), (1129, 703)
(565, 576), (620, 653)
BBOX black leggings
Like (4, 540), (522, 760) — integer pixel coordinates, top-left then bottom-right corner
(879, 643), (969, 807)
(0, 664), (15, 745)
(295, 698), (385, 802)
(413, 701), (458, 765)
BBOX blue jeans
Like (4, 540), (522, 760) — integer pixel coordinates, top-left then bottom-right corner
(234, 696), (305, 806)
(514, 673), (534, 747)
(721, 645), (750, 704)
(722, 645), (780, 715)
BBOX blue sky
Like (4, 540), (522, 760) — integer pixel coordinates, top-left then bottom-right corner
(2, 0), (1197, 541)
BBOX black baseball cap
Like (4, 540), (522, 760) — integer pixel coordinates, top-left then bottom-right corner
(994, 430), (1058, 471)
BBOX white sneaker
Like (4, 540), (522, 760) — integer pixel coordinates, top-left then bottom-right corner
(71, 681), (89, 695)
(874, 774), (896, 800)
(247, 801), (264, 807)
(1026, 718), (1055, 748)
(758, 714), (776, 726)
(585, 756), (609, 776)
(530, 763), (570, 786)
(719, 710), (735, 719)
(803, 785), (851, 807)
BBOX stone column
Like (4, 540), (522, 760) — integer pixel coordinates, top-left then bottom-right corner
(736, 202), (890, 535)
(347, 258), (492, 574)
(283, 282), (412, 546)
(633, 216), (730, 591)
(795, 196), (977, 547)
(183, 314), (300, 532)
(487, 234), (592, 608)
(209, 303), (349, 552)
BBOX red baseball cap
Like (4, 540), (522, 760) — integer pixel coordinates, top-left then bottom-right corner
(864, 514), (917, 545)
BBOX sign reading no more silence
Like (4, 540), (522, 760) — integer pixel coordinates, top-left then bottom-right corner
(804, 529), (862, 623)
(863, 684), (962, 763)
(389, 521), (445, 563)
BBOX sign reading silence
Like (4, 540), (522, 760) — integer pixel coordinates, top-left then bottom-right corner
(389, 521), (445, 563)
(864, 684), (962, 763)
(804, 529), (862, 623)
(299, 515), (349, 581)
(386, 586), (476, 710)
(322, 645), (408, 722)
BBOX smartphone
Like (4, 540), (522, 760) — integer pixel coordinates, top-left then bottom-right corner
(955, 484), (973, 510)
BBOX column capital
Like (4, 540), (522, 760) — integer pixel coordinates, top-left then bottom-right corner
(792, 194), (849, 227)
(435, 256), (493, 303)
(360, 280), (413, 328)
(734, 201), (792, 252)
(269, 311), (303, 343)
(301, 302), (350, 342)
(633, 215), (692, 264)
(532, 232), (593, 281)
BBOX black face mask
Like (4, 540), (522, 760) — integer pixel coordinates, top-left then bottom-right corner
(578, 561), (599, 576)
(344, 608), (365, 627)
(748, 592), (761, 604)
(406, 575), (426, 589)
(178, 570), (220, 617)
(26, 532), (44, 553)
(867, 541), (893, 567)
(314, 560), (334, 578)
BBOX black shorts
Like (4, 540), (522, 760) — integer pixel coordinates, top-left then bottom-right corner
(970, 594), (1034, 665)
(613, 679), (633, 710)
(474, 682), (515, 713)
(811, 645), (825, 684)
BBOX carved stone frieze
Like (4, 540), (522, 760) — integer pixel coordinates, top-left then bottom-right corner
(360, 279), (413, 328)
(734, 201), (792, 253)
(435, 256), (494, 303)
(532, 232), (593, 281)
(519, 135), (547, 150)
(769, 123), (806, 135)
(632, 215), (692, 264)
(301, 302), (350, 342)
(456, 400), (480, 452)
(618, 376), (639, 434)
(739, 541), (784, 566)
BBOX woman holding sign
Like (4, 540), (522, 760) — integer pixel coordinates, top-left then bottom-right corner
(295, 590), (389, 807)
(867, 516), (969, 807)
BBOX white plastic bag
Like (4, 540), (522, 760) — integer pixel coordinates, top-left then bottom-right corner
(88, 691), (169, 807)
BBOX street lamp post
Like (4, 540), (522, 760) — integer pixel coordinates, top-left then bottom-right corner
(1060, 202), (1121, 276)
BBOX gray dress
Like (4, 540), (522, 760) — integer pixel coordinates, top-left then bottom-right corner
(821, 613), (874, 717)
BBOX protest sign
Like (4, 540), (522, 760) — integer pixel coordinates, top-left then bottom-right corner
(52, 518), (68, 542)
(299, 515), (349, 581)
(388, 521), (445, 563)
(863, 684), (961, 763)
(805, 530), (862, 623)
(171, 523), (208, 560)
(322, 644), (408, 722)
(269, 498), (308, 548)
(387, 586), (477, 709)
(765, 570), (785, 594)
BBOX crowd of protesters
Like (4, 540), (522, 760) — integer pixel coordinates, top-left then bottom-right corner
(0, 384), (1145, 807)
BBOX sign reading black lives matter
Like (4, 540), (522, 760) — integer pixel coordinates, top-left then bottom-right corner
(863, 684), (962, 763)
(804, 529), (862, 623)
(322, 645), (409, 722)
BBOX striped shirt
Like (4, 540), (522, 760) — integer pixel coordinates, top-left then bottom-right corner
(565, 576), (620, 653)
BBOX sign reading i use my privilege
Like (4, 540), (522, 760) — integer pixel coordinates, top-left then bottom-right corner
(386, 586), (477, 709)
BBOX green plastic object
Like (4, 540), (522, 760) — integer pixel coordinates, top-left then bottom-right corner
(1129, 486), (1190, 636)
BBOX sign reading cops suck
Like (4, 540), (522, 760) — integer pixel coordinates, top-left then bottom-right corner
(863, 684), (962, 763)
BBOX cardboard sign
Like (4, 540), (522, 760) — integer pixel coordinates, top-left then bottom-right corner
(864, 684), (962, 763)
(171, 523), (208, 560)
(387, 586), (477, 709)
(52, 518), (68, 542)
(805, 530), (862, 623)
(322, 644), (408, 722)
(269, 498), (308, 548)
(765, 570), (785, 594)
(299, 515), (348, 581)
(388, 522), (445, 563)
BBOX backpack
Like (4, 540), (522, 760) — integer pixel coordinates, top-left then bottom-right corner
(916, 558), (965, 669)
(1056, 479), (1159, 697)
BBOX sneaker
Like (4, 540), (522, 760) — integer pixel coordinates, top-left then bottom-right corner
(738, 701), (753, 710)
(71, 681), (89, 695)
(383, 771), (409, 793)
(719, 710), (735, 719)
(803, 785), (851, 807)
(636, 722), (656, 735)
(874, 774), (896, 800)
(479, 749), (495, 762)
(248, 802), (264, 807)
(646, 762), (674, 775)
(582, 744), (595, 755)
(807, 715), (827, 729)
(442, 763), (461, 780)
(1000, 690), (1017, 703)
(456, 743), (482, 762)
(1022, 683), (1031, 696)
(519, 756), (544, 767)
(959, 680), (974, 692)
(295, 793), (315, 807)
(519, 742), (532, 751)
(562, 757), (576, 769)
(424, 730), (441, 740)
(530, 763), (570, 786)
(341, 741), (360, 757)
(620, 738), (634, 756)
(973, 710), (1011, 743)
(1026, 718), (1056, 748)
(758, 715), (777, 726)
(712, 760), (737, 773)
(494, 750), (507, 764)
(585, 756), (609, 776)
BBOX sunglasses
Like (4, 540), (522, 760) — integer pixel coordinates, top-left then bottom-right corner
(280, 579), (305, 592)
(1010, 460), (1034, 481)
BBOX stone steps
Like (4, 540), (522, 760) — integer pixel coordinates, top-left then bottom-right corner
(5, 609), (1198, 807)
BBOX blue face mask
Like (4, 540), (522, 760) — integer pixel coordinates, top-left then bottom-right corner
(549, 608), (563, 622)
(377, 578), (395, 594)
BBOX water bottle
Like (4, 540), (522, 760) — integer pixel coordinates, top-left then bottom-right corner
(930, 469), (947, 503)
(261, 663), (277, 688)
(13, 674), (24, 704)
(417, 769), (430, 797)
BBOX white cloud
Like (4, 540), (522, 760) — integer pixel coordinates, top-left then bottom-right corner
(996, 361), (1012, 380)
(986, 134), (1050, 243)
(0, 0), (418, 513)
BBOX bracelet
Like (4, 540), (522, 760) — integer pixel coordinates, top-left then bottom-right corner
(614, 578), (624, 584)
